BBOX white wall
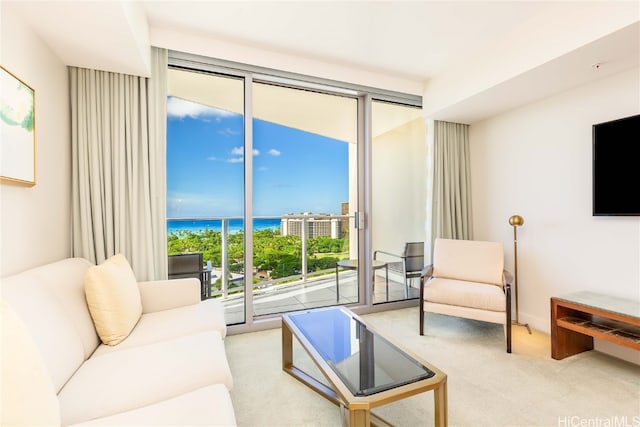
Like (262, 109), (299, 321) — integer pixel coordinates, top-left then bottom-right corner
(372, 117), (427, 255)
(0, 7), (71, 276)
(470, 68), (640, 362)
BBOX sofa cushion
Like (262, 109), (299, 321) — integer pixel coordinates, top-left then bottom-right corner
(423, 277), (506, 312)
(85, 254), (142, 345)
(432, 238), (504, 286)
(1, 301), (61, 427)
(67, 384), (236, 426)
(91, 298), (227, 357)
(58, 331), (233, 425)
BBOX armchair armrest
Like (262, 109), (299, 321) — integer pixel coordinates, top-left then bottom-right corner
(501, 270), (513, 308)
(374, 250), (403, 260)
(502, 270), (513, 286)
(420, 264), (434, 279)
(418, 264), (434, 336)
(138, 278), (201, 314)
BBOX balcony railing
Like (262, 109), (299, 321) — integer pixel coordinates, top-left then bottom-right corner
(167, 214), (352, 300)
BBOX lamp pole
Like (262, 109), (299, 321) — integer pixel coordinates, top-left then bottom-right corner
(509, 214), (531, 334)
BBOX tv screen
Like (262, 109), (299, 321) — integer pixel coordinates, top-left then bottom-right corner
(592, 114), (640, 216)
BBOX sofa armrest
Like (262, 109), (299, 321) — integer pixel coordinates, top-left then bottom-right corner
(137, 278), (200, 314)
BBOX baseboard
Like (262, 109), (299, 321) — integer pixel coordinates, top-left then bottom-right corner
(594, 340), (640, 365)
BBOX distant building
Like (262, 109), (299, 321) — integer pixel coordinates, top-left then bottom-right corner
(281, 212), (343, 239)
(341, 202), (349, 236)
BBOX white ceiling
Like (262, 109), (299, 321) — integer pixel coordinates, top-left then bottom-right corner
(143, 1), (544, 80)
(5, 1), (640, 123)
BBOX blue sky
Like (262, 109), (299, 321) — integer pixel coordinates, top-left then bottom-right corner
(166, 97), (348, 218)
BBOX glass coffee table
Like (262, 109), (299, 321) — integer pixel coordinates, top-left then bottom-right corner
(282, 306), (447, 426)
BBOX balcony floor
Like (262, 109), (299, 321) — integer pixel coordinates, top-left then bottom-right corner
(219, 271), (420, 325)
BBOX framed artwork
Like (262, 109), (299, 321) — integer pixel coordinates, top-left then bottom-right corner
(1, 66), (36, 186)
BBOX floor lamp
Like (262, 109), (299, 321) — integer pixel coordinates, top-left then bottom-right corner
(509, 214), (531, 334)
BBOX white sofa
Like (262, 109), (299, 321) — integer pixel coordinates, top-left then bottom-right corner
(1, 257), (236, 426)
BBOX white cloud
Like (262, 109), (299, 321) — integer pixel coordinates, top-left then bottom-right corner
(224, 147), (261, 163)
(230, 147), (259, 156)
(167, 97), (236, 119)
(218, 128), (240, 137)
(268, 149), (281, 156)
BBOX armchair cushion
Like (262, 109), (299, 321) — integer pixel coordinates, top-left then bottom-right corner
(423, 277), (506, 312)
(432, 238), (504, 286)
(84, 254), (142, 346)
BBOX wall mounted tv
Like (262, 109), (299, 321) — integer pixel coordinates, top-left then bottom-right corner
(592, 114), (640, 216)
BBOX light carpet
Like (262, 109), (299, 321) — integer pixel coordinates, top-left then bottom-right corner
(225, 307), (640, 426)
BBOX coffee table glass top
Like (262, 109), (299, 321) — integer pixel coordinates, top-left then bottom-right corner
(287, 307), (435, 397)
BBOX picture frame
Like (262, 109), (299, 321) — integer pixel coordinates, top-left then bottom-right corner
(1, 66), (36, 186)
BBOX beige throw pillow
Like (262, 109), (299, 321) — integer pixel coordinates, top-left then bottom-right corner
(85, 254), (142, 346)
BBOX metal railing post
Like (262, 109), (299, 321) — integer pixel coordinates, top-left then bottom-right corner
(221, 218), (229, 298)
(301, 217), (308, 282)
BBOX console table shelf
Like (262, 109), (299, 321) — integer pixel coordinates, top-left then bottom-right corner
(551, 292), (640, 360)
(556, 317), (640, 347)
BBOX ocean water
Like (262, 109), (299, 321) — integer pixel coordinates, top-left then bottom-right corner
(167, 217), (281, 235)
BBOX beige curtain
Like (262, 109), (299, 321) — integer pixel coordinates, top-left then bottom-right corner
(430, 120), (473, 249)
(70, 47), (167, 280)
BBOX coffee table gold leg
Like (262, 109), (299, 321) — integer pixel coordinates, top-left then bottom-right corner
(434, 379), (448, 427)
(347, 407), (370, 426)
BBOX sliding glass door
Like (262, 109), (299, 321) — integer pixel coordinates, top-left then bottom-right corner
(166, 53), (426, 327)
(251, 82), (358, 316)
(166, 66), (360, 324)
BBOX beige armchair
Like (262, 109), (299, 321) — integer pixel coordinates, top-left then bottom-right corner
(420, 238), (512, 353)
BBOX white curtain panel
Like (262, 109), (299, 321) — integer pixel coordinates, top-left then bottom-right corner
(70, 48), (167, 280)
(431, 120), (473, 247)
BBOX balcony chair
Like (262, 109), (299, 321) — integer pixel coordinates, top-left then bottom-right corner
(420, 238), (512, 353)
(168, 253), (212, 300)
(374, 242), (424, 298)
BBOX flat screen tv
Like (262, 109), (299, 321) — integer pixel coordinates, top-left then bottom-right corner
(592, 114), (640, 216)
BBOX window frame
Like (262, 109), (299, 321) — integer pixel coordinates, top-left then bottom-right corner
(167, 50), (423, 335)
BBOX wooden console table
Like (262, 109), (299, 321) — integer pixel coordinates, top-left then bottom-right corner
(550, 291), (640, 360)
